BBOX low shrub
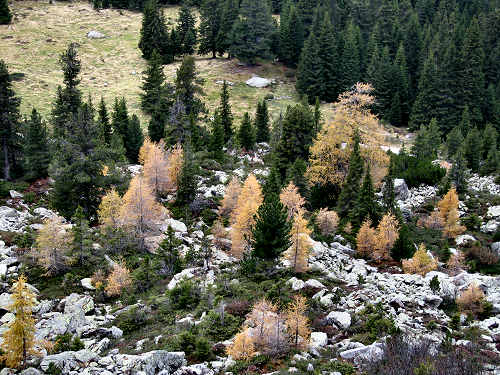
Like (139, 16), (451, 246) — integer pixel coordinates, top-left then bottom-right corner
(168, 280), (201, 311)
(391, 154), (446, 188)
(350, 303), (398, 344)
(53, 333), (84, 353)
(116, 306), (148, 335)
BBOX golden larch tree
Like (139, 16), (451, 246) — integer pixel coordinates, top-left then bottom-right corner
(280, 182), (306, 219)
(143, 140), (169, 195)
(285, 211), (311, 273)
(98, 188), (123, 227)
(456, 282), (485, 317)
(438, 188), (466, 239)
(119, 175), (167, 237)
(447, 251), (466, 275)
(285, 295), (310, 350)
(1, 275), (37, 369)
(138, 137), (153, 165)
(247, 298), (278, 348)
(226, 328), (256, 360)
(35, 217), (72, 276)
(356, 219), (377, 258)
(374, 213), (399, 260)
(307, 83), (389, 187)
(230, 174), (263, 258)
(402, 243), (438, 276)
(316, 208), (339, 236)
(166, 144), (184, 191)
(220, 176), (242, 218)
(105, 261), (133, 296)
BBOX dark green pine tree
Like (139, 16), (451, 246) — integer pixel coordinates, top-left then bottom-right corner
(339, 21), (361, 92)
(216, 0), (238, 57)
(275, 103), (315, 177)
(450, 146), (468, 193)
(176, 147), (198, 206)
(198, 0), (222, 58)
(392, 43), (410, 126)
(403, 12), (422, 102)
(0, 0), (12, 25)
(126, 115), (144, 163)
(71, 206), (92, 266)
(296, 31), (322, 102)
(164, 98), (187, 146)
(350, 164), (380, 229)
(218, 80), (233, 142)
(464, 127), (482, 172)
(279, 4), (304, 67)
(176, 3), (197, 56)
(485, 84), (500, 131)
(138, 0), (172, 63)
(238, 112), (255, 151)
(411, 118), (441, 160)
(313, 97), (322, 134)
(337, 130), (364, 218)
(482, 124), (497, 160)
(446, 126), (463, 158)
(263, 163), (282, 199)
(459, 105), (471, 135)
(175, 56), (204, 118)
(229, 0), (275, 64)
(0, 60), (21, 181)
(97, 97), (112, 145)
(391, 223), (414, 261)
(112, 97), (129, 141)
(369, 46), (395, 120)
(209, 110), (225, 161)
(279, 1), (292, 62)
(250, 193), (292, 260)
(481, 145), (499, 176)
(317, 14), (340, 103)
(52, 43), (82, 139)
(23, 108), (50, 181)
(255, 100), (270, 143)
(382, 162), (396, 213)
(458, 17), (485, 126)
(140, 49), (167, 115)
(286, 158), (308, 200)
(148, 106), (167, 143)
(156, 226), (183, 276)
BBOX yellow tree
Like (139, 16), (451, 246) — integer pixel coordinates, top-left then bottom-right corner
(138, 137), (154, 165)
(285, 211), (311, 273)
(98, 188), (123, 227)
(438, 188), (466, 239)
(231, 174), (263, 258)
(119, 175), (167, 237)
(402, 243), (438, 276)
(1, 275), (36, 369)
(226, 329), (255, 360)
(280, 182), (306, 219)
(307, 83), (389, 187)
(456, 282), (485, 317)
(105, 261), (132, 296)
(374, 213), (399, 260)
(35, 217), (72, 276)
(166, 144), (184, 191)
(248, 298), (278, 348)
(285, 295), (310, 350)
(220, 176), (242, 218)
(316, 208), (339, 236)
(143, 140), (169, 195)
(356, 219), (377, 258)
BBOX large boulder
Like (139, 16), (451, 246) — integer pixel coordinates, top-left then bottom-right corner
(40, 350), (98, 373)
(163, 218), (187, 233)
(487, 206), (500, 219)
(455, 234), (476, 247)
(115, 351), (186, 375)
(168, 268), (196, 290)
(245, 76), (271, 88)
(326, 311), (351, 330)
(340, 343), (384, 364)
(309, 332), (328, 355)
(394, 179), (409, 200)
(62, 294), (94, 315)
(87, 30), (106, 39)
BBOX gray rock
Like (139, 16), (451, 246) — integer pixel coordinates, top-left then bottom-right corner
(394, 179), (409, 200)
(0, 293), (13, 311)
(20, 368), (42, 375)
(0, 206), (18, 218)
(287, 277), (305, 291)
(9, 190), (23, 199)
(304, 279), (325, 289)
(163, 218), (187, 233)
(326, 311), (351, 330)
(87, 30), (106, 39)
(340, 343), (384, 363)
(245, 76), (271, 88)
(309, 332), (328, 354)
(492, 242), (500, 255)
(487, 206), (500, 219)
(33, 207), (57, 220)
(455, 234), (476, 246)
(80, 278), (95, 290)
(63, 294), (94, 315)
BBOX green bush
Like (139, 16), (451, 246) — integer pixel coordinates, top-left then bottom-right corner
(0, 181), (29, 198)
(429, 275), (440, 293)
(116, 306), (148, 335)
(462, 214), (481, 231)
(168, 280), (201, 310)
(197, 311), (242, 342)
(351, 303), (398, 344)
(46, 363), (62, 375)
(194, 336), (212, 361)
(53, 333), (85, 353)
(391, 154), (446, 188)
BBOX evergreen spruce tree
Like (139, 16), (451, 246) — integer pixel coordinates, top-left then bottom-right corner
(250, 193), (292, 260)
(482, 124), (498, 160)
(391, 223), (414, 261)
(450, 147), (468, 194)
(337, 130), (364, 218)
(459, 105), (471, 135)
(164, 99), (187, 146)
(51, 43), (82, 139)
(317, 14), (339, 103)
(198, 0), (222, 58)
(216, 0), (238, 57)
(296, 32), (322, 102)
(97, 97), (112, 145)
(218, 80), (233, 142)
(350, 165), (380, 229)
(148, 105), (168, 143)
(339, 21), (361, 92)
(176, 4), (197, 56)
(0, 60), (21, 181)
(176, 147), (198, 206)
(23, 108), (50, 181)
(138, 0), (172, 63)
(140, 49), (167, 115)
(464, 127), (482, 172)
(229, 0), (275, 64)
(209, 110), (225, 161)
(71, 206), (92, 266)
(112, 97), (129, 141)
(263, 163), (282, 199)
(481, 145), (499, 176)
(0, 0), (12, 25)
(411, 118), (441, 160)
(446, 126), (463, 158)
(279, 4), (304, 67)
(286, 158), (309, 201)
(238, 112), (255, 151)
(485, 84), (500, 130)
(126, 115), (144, 163)
(175, 56), (204, 118)
(255, 100), (270, 143)
(382, 162), (396, 213)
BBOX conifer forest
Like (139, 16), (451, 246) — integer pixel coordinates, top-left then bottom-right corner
(0, 0), (500, 373)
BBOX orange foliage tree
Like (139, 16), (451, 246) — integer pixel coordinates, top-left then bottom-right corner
(316, 208), (339, 236)
(226, 329), (256, 360)
(35, 216), (72, 276)
(285, 211), (311, 273)
(166, 144), (184, 191)
(356, 219), (377, 258)
(402, 243), (438, 276)
(285, 295), (310, 350)
(105, 261), (132, 296)
(231, 174), (263, 258)
(143, 140), (169, 195)
(456, 283), (486, 317)
(374, 213), (400, 260)
(138, 137), (153, 165)
(280, 182), (306, 219)
(438, 188), (466, 239)
(220, 176), (242, 218)
(98, 188), (123, 227)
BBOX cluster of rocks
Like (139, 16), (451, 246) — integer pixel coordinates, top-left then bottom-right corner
(469, 174), (500, 196)
(397, 184), (437, 217)
(482, 205), (500, 234)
